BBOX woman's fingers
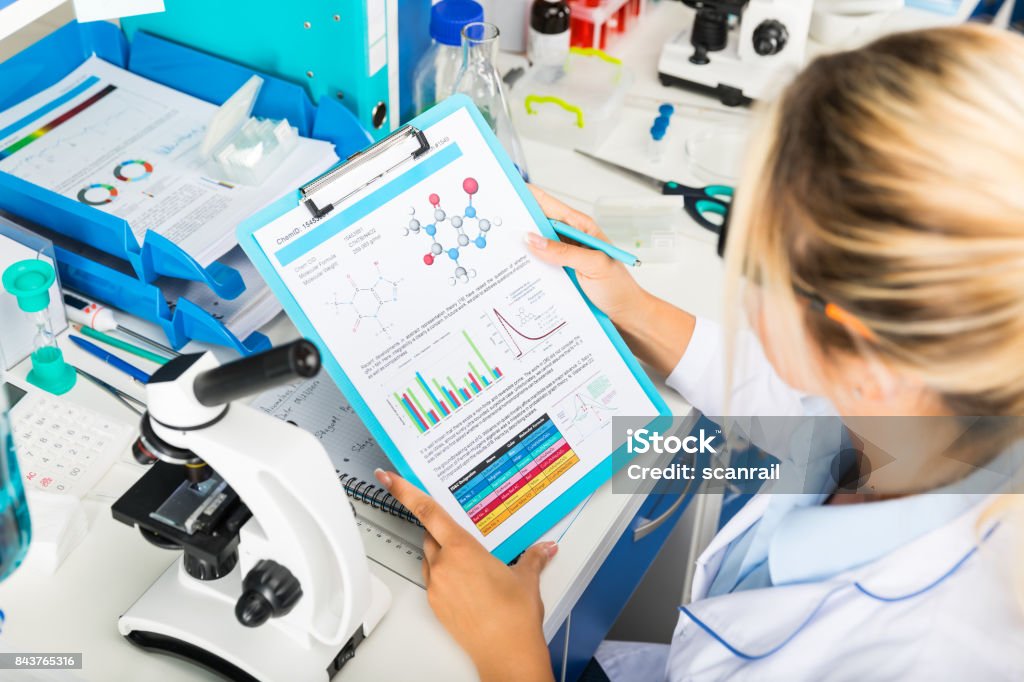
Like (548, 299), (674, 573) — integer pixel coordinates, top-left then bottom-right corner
(421, 533), (440, 586)
(423, 532), (441, 563)
(513, 541), (558, 579)
(375, 469), (468, 546)
(525, 232), (614, 276)
(528, 185), (610, 242)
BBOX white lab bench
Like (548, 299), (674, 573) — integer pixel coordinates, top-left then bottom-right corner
(0, 0), (953, 678)
(0, 306), (699, 682)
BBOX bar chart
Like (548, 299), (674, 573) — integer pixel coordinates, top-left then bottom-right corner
(392, 329), (504, 434)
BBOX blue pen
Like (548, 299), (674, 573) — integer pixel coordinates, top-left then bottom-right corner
(69, 335), (152, 384)
(548, 220), (641, 267)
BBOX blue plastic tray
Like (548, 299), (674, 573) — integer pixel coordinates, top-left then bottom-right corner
(0, 21), (373, 354)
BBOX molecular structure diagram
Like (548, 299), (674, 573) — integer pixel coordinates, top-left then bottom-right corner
(327, 262), (400, 336)
(402, 177), (502, 286)
(516, 307), (539, 325)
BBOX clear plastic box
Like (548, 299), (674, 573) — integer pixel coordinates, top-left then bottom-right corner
(593, 195), (716, 264)
(200, 76), (299, 186)
(510, 47), (632, 149)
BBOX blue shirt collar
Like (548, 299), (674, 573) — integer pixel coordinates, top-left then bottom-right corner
(767, 435), (1024, 586)
(767, 492), (987, 586)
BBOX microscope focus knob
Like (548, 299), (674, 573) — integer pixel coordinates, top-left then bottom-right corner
(752, 20), (788, 56)
(235, 559), (303, 627)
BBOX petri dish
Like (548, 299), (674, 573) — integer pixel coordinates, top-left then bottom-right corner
(684, 126), (749, 184)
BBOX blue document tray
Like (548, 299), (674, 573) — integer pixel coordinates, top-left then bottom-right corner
(0, 20), (373, 354)
(0, 20), (370, 298)
(55, 244), (272, 355)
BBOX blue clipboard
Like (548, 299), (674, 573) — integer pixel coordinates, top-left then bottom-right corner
(239, 95), (671, 563)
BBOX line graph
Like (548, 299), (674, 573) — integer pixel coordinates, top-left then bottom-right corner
(493, 308), (566, 358)
(552, 373), (618, 443)
(490, 276), (568, 358)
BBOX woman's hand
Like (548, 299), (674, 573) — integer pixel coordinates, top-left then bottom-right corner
(375, 469), (556, 682)
(528, 186), (696, 374)
(527, 186), (652, 328)
(526, 186), (696, 375)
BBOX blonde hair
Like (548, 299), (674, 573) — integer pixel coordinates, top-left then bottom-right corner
(725, 24), (1024, 416)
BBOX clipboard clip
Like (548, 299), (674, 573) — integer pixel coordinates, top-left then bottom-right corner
(300, 125), (431, 219)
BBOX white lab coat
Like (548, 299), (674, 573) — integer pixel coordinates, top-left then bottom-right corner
(595, 318), (1024, 681)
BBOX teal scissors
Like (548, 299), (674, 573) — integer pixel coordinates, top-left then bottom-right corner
(575, 150), (733, 234)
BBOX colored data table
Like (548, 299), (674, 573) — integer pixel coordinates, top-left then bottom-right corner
(450, 414), (581, 536)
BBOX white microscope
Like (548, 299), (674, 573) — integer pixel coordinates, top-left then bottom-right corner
(111, 340), (390, 681)
(658, 0), (814, 105)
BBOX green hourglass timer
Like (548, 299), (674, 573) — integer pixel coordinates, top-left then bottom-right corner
(2, 260), (76, 395)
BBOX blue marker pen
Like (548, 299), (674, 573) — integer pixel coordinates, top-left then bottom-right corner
(547, 220), (641, 267)
(69, 335), (152, 384)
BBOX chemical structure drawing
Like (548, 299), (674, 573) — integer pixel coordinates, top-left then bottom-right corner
(516, 307), (538, 325)
(326, 262), (401, 336)
(401, 177), (502, 286)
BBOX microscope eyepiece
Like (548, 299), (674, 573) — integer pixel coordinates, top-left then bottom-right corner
(192, 339), (321, 408)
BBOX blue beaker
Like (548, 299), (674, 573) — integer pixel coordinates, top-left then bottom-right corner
(0, 373), (31, 582)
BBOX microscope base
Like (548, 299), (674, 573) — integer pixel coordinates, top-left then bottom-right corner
(658, 31), (775, 104)
(119, 559), (391, 682)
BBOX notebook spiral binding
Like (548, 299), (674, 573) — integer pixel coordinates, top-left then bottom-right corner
(338, 472), (423, 527)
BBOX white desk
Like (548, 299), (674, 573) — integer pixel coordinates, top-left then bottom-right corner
(9, 0), (942, 676)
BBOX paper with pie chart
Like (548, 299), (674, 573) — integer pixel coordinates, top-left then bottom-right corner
(0, 56), (337, 266)
(249, 104), (661, 550)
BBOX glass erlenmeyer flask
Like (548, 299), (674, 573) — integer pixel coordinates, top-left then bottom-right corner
(454, 22), (530, 181)
(0, 355), (31, 583)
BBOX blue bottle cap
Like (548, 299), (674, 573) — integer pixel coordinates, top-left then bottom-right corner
(430, 0), (485, 46)
(659, 103), (675, 117)
(655, 114), (672, 128)
(650, 124), (666, 141)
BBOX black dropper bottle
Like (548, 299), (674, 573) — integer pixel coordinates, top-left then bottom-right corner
(528, 0), (572, 67)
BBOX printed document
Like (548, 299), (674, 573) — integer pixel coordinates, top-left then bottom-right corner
(247, 106), (659, 552)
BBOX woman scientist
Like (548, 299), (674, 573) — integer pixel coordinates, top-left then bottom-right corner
(374, 24), (1024, 680)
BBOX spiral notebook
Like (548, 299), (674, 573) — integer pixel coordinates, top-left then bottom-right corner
(251, 376), (421, 527)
